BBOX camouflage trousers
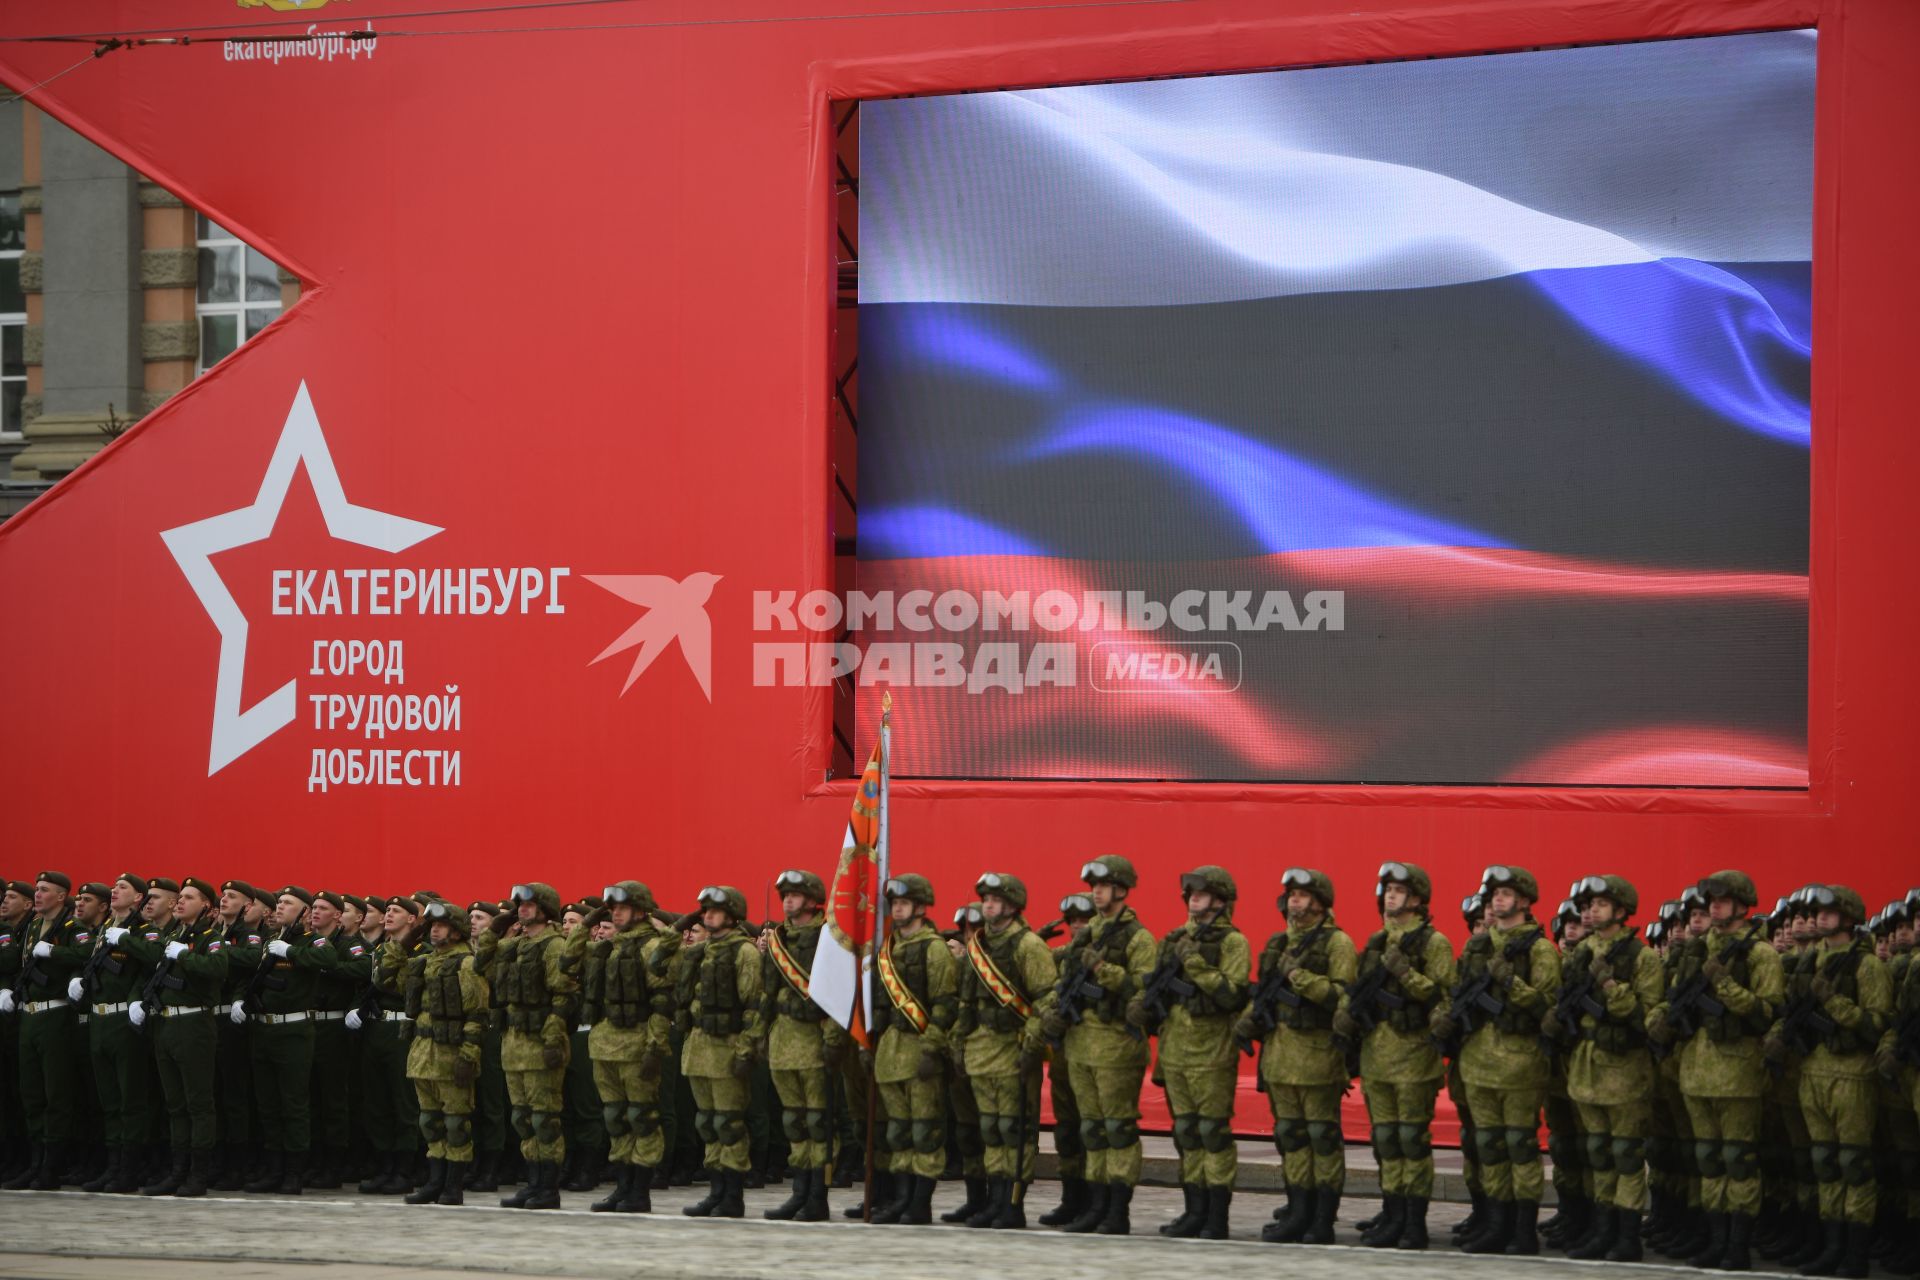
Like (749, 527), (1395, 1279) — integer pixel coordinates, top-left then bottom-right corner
(878, 1076), (946, 1179)
(1649, 1072), (1698, 1210)
(972, 1065), (1042, 1182)
(1681, 1094), (1760, 1216)
(1362, 1077), (1439, 1198)
(1448, 1061), (1480, 1194)
(1546, 1092), (1589, 1206)
(505, 1066), (566, 1163)
(688, 1074), (751, 1173)
(1163, 1064), (1237, 1189)
(770, 1066), (833, 1172)
(1067, 1059), (1146, 1186)
(1799, 1072), (1878, 1225)
(592, 1058), (665, 1169)
(1575, 1098), (1652, 1212)
(413, 1077), (476, 1163)
(1267, 1082), (1345, 1191)
(1049, 1058), (1083, 1182)
(1878, 1097), (1920, 1219)
(949, 1069), (985, 1178)
(1462, 1082), (1545, 1203)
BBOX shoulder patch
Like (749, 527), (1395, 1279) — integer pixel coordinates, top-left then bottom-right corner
(313, 936), (331, 948)
(349, 944), (366, 956)
(144, 930), (161, 941)
(208, 939), (226, 951)
(247, 934), (262, 945)
(74, 931), (91, 944)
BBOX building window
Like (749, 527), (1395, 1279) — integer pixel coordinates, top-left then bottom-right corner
(196, 214), (280, 374)
(1, 192), (24, 440)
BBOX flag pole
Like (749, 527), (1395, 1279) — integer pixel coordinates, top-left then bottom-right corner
(862, 690), (893, 1222)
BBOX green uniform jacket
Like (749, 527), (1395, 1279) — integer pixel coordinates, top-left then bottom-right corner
(82, 910), (149, 1005)
(1063, 908), (1157, 1068)
(156, 914), (230, 1007)
(1664, 923), (1785, 1098)
(1791, 936), (1892, 1081)
(219, 917), (266, 1001)
(16, 910), (88, 1002)
(874, 924), (956, 1083)
(1351, 917), (1455, 1084)
(1255, 915), (1357, 1087)
(1565, 927), (1663, 1105)
(1152, 919), (1250, 1073)
(0, 914), (24, 987)
(762, 920), (843, 1071)
(958, 917), (1056, 1077)
(407, 944), (489, 1082)
(1453, 921), (1561, 1091)
(249, 926), (333, 1014)
(316, 926), (371, 1013)
(586, 919), (675, 1064)
(680, 929), (765, 1079)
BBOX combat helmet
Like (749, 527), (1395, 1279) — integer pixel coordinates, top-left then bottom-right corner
(1376, 861), (1432, 907)
(694, 884), (750, 922)
(510, 882), (564, 921)
(1180, 865), (1238, 905)
(421, 897), (471, 941)
(885, 873), (936, 909)
(773, 869), (827, 903)
(1480, 864), (1539, 905)
(1078, 856), (1138, 890)
(1278, 867), (1335, 911)
(974, 871), (1027, 911)
(601, 880), (658, 916)
(1697, 870), (1758, 910)
(1571, 874), (1639, 919)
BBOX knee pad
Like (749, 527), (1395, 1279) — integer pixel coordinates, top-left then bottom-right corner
(805, 1109), (831, 1144)
(419, 1110), (447, 1144)
(1172, 1113), (1201, 1155)
(602, 1103), (630, 1137)
(510, 1106), (535, 1140)
(1724, 1140), (1758, 1182)
(1837, 1145), (1874, 1187)
(1476, 1127), (1508, 1167)
(885, 1117), (912, 1154)
(1307, 1121), (1342, 1158)
(782, 1108), (807, 1144)
(444, 1113), (472, 1150)
(1584, 1132), (1613, 1173)
(1372, 1125), (1401, 1163)
(717, 1111), (747, 1147)
(1399, 1122), (1431, 1159)
(1080, 1119), (1109, 1152)
(534, 1111), (563, 1144)
(1506, 1127), (1540, 1166)
(1105, 1117), (1138, 1149)
(1198, 1117), (1234, 1155)
(912, 1118), (945, 1155)
(1272, 1117), (1308, 1155)
(1613, 1135), (1646, 1177)
(1809, 1143), (1840, 1184)
(630, 1103), (660, 1137)
(692, 1108), (718, 1144)
(1694, 1139), (1725, 1179)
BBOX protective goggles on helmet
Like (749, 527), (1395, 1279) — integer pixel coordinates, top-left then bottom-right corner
(1571, 875), (1609, 900)
(774, 870), (811, 891)
(1280, 868), (1314, 890)
(1377, 862), (1413, 885)
(1800, 885), (1837, 908)
(1696, 874), (1741, 901)
(696, 886), (729, 908)
(1079, 860), (1115, 883)
(1059, 893), (1095, 919)
(1645, 921), (1667, 944)
(1461, 893), (1484, 917)
(1481, 865), (1517, 887)
(976, 873), (1006, 891)
(1679, 886), (1707, 909)
(423, 901), (453, 921)
(1179, 873), (1211, 897)
(884, 878), (911, 899)
(602, 885), (633, 903)
(1556, 899), (1581, 921)
(509, 885), (535, 904)
(952, 905), (984, 927)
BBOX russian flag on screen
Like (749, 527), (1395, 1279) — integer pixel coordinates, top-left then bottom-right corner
(852, 31), (1814, 788)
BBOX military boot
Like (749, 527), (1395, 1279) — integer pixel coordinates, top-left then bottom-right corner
(795, 1167), (828, 1222)
(30, 1141), (66, 1190)
(469, 1152), (501, 1193)
(846, 1170), (890, 1219)
(616, 1163), (652, 1213)
(1463, 1196), (1514, 1253)
(80, 1147), (117, 1193)
(1453, 1185), (1486, 1240)
(592, 1165), (631, 1213)
(1571, 1202), (1620, 1258)
(1303, 1187), (1340, 1244)
(1505, 1199), (1541, 1255)
(713, 1168), (746, 1219)
(872, 1168), (916, 1223)
(1608, 1208), (1646, 1261)
(307, 1147), (344, 1190)
(763, 1169), (809, 1220)
(966, 1177), (1007, 1228)
(1788, 1211), (1830, 1267)
(437, 1162), (465, 1206)
(1832, 1223), (1871, 1280)
(1199, 1186), (1232, 1240)
(683, 1164), (728, 1216)
(1062, 1182), (1110, 1233)
(107, 1147), (144, 1194)
(524, 1160), (562, 1210)
(141, 1152), (188, 1197)
(1162, 1184), (1205, 1237)
(243, 1150), (283, 1194)
(905, 1175), (936, 1225)
(990, 1181), (1029, 1229)
(1799, 1220), (1845, 1276)
(1691, 1211), (1731, 1268)
(1398, 1196), (1430, 1250)
(943, 1176), (988, 1223)
(1040, 1177), (1088, 1227)
(276, 1150), (305, 1195)
(406, 1158), (447, 1205)
(1097, 1182), (1133, 1235)
(1721, 1211), (1755, 1271)
(1361, 1194), (1405, 1247)
(356, 1153), (392, 1195)
(1264, 1185), (1311, 1243)
(176, 1149), (212, 1198)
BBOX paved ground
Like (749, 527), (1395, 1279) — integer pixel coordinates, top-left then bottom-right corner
(0, 1183), (1815, 1280)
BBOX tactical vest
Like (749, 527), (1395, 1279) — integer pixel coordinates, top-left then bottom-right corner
(1685, 931), (1770, 1045)
(1361, 923), (1437, 1032)
(1580, 933), (1649, 1053)
(1271, 923), (1337, 1032)
(1066, 914), (1143, 1023)
(1170, 920), (1243, 1018)
(1461, 926), (1544, 1036)
(601, 926), (655, 1029)
(1810, 943), (1875, 1056)
(501, 932), (557, 1032)
(769, 924), (826, 1023)
(692, 934), (748, 1036)
(873, 931), (935, 1034)
(968, 924), (1035, 1032)
(425, 952), (469, 1044)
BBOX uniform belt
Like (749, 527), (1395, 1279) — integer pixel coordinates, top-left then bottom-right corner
(23, 998), (71, 1014)
(257, 1011), (309, 1025)
(383, 1010), (412, 1023)
(92, 1002), (133, 1015)
(212, 1003), (233, 1016)
(161, 1005), (209, 1018)
(312, 1010), (347, 1022)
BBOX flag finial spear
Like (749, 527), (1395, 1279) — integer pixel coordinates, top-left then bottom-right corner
(881, 690), (893, 717)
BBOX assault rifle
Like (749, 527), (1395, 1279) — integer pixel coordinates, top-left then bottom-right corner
(1237, 925), (1329, 1056)
(1768, 948), (1861, 1076)
(72, 914), (133, 1004)
(1337, 947), (1410, 1074)
(136, 924), (195, 1024)
(1547, 932), (1639, 1058)
(1437, 927), (1539, 1054)
(237, 924), (298, 1013)
(1048, 951), (1107, 1048)
(1137, 921), (1220, 1032)
(1659, 927), (1761, 1058)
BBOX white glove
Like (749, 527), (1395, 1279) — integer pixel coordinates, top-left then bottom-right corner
(267, 940), (291, 958)
(0, 990), (14, 1014)
(68, 977), (84, 1002)
(105, 927), (128, 945)
(344, 1009), (363, 1031)
(32, 941), (52, 959)
(229, 1002), (248, 1025)
(128, 1002), (147, 1027)
(164, 941), (189, 961)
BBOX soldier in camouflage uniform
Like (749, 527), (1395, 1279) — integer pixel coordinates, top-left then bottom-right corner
(494, 881), (579, 1210)
(1553, 875), (1663, 1262)
(1034, 893), (1089, 1230)
(865, 872), (956, 1225)
(1644, 870), (1782, 1271)
(757, 869), (842, 1222)
(1431, 863), (1561, 1256)
(582, 879), (677, 1214)
(401, 899), (489, 1206)
(1768, 884), (1892, 1279)
(1133, 864), (1249, 1241)
(940, 902), (989, 1222)
(675, 884), (764, 1218)
(1541, 898), (1591, 1251)
(1447, 891), (1490, 1245)
(71, 874), (151, 1194)
(1335, 861), (1454, 1251)
(1036, 858), (1156, 1236)
(0, 872), (87, 1190)
(955, 871), (1056, 1230)
(1876, 892), (1920, 1276)
(1237, 868), (1355, 1246)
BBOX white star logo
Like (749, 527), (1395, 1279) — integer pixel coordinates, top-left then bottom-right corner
(161, 382), (442, 776)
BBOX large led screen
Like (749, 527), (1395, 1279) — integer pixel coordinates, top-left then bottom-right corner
(854, 31), (1813, 786)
